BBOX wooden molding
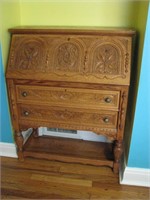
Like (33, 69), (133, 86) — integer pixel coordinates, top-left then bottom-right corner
(120, 167), (150, 187)
(0, 142), (17, 158)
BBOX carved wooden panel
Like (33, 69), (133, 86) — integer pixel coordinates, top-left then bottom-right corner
(91, 43), (122, 78)
(18, 104), (118, 129)
(16, 85), (120, 110)
(53, 40), (83, 74)
(9, 35), (48, 71)
(7, 34), (132, 85)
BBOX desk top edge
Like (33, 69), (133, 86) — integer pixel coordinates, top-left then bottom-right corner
(9, 26), (136, 36)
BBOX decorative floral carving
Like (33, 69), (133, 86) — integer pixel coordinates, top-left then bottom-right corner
(12, 37), (46, 70)
(55, 42), (79, 72)
(53, 110), (80, 121)
(19, 43), (41, 69)
(19, 105), (117, 129)
(19, 120), (117, 141)
(54, 91), (75, 101)
(92, 44), (119, 75)
(8, 36), (131, 83)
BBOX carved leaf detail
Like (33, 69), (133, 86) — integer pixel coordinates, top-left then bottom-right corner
(14, 38), (46, 70)
(8, 35), (130, 83)
(55, 43), (79, 72)
(93, 44), (119, 75)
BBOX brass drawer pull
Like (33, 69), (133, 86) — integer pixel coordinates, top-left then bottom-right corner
(24, 111), (29, 116)
(22, 91), (28, 97)
(104, 97), (112, 103)
(103, 117), (109, 123)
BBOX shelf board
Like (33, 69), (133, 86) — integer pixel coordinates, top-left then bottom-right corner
(23, 134), (114, 168)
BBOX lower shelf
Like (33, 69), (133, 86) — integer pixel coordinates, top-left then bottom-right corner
(23, 134), (114, 168)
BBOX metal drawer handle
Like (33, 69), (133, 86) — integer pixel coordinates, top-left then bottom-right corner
(22, 91), (28, 97)
(103, 117), (109, 123)
(104, 97), (112, 103)
(24, 111), (29, 116)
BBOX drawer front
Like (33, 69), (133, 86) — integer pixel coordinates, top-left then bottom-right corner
(16, 85), (120, 110)
(18, 104), (118, 129)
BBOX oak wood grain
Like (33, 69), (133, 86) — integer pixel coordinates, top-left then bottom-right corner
(23, 135), (114, 168)
(8, 26), (136, 36)
(16, 85), (120, 110)
(1, 157), (149, 200)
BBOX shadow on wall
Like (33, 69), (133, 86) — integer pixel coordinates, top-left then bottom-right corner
(124, 2), (149, 166)
(123, 31), (139, 159)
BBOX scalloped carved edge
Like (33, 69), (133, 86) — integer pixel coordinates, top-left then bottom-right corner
(19, 121), (117, 141)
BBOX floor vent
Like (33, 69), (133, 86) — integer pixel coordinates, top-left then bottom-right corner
(47, 128), (77, 134)
(38, 127), (110, 142)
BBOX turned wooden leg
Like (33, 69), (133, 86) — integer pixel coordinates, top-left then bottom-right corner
(113, 140), (123, 173)
(15, 132), (24, 161)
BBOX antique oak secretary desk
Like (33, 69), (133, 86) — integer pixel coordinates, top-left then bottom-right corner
(6, 27), (135, 173)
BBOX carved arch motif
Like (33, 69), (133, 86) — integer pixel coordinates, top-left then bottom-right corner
(52, 39), (85, 75)
(12, 37), (47, 70)
(93, 44), (120, 74)
(90, 41), (126, 79)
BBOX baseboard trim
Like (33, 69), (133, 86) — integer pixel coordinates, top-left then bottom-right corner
(0, 142), (18, 158)
(120, 167), (150, 187)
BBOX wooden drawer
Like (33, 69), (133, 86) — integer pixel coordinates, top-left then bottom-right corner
(16, 85), (120, 110)
(18, 104), (118, 129)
